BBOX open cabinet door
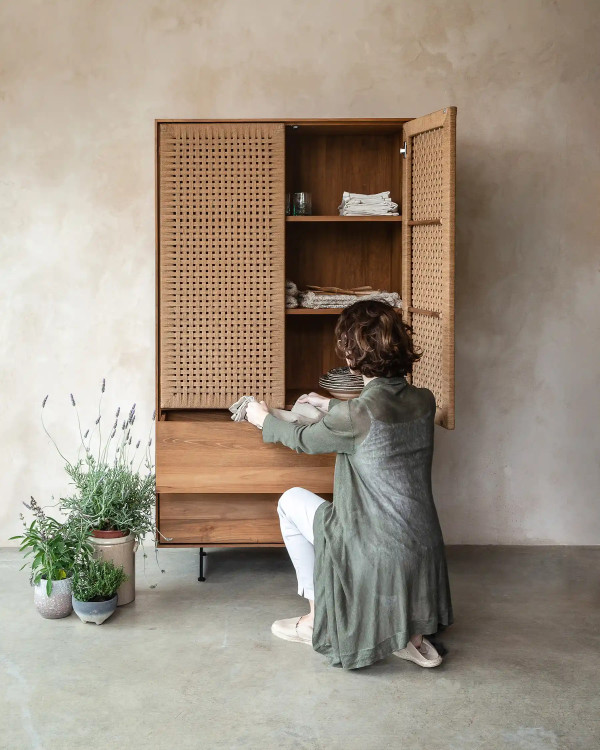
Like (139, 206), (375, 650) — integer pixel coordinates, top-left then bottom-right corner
(157, 122), (285, 409)
(402, 107), (456, 429)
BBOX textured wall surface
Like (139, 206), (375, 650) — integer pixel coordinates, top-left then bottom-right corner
(1, 0), (598, 545)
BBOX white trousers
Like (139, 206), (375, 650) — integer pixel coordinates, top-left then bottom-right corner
(277, 487), (328, 600)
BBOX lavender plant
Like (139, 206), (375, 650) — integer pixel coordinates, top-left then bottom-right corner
(40, 379), (168, 547)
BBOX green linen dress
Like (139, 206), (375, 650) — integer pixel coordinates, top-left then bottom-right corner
(261, 375), (454, 670)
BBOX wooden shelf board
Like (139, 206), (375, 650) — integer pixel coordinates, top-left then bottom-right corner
(286, 308), (345, 315)
(286, 215), (402, 222)
(286, 307), (402, 315)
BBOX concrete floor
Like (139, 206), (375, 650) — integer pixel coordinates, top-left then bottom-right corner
(0, 545), (598, 750)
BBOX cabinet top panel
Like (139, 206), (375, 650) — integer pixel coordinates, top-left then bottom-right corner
(156, 118), (412, 135)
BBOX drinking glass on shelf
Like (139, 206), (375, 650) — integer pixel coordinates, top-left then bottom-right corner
(292, 192), (312, 216)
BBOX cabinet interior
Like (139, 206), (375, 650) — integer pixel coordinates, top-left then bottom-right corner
(284, 122), (405, 404)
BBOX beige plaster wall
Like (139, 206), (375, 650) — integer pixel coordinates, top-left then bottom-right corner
(1, 0), (599, 545)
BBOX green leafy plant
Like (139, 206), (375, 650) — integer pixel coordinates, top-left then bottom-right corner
(72, 558), (128, 602)
(9, 497), (93, 595)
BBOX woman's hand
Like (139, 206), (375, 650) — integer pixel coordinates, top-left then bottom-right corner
(246, 400), (269, 429)
(297, 392), (330, 412)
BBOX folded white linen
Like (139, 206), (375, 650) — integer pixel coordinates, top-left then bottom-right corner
(338, 190), (399, 215)
(299, 290), (402, 309)
(228, 394), (327, 429)
(228, 395), (257, 422)
(341, 191), (391, 202)
(340, 206), (399, 216)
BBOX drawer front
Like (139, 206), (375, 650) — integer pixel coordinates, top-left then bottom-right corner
(159, 494), (283, 544)
(156, 419), (335, 494)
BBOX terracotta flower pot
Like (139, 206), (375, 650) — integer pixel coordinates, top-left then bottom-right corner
(91, 529), (129, 539)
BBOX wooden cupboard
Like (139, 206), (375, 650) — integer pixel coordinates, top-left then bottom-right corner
(154, 110), (456, 565)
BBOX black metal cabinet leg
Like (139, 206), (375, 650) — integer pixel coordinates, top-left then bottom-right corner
(198, 547), (207, 581)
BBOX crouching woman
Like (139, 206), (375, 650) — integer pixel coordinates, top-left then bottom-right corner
(246, 299), (453, 670)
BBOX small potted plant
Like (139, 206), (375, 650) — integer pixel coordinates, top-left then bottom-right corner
(71, 557), (128, 625)
(10, 497), (92, 619)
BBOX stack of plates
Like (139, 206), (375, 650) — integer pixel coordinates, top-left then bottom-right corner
(318, 367), (363, 399)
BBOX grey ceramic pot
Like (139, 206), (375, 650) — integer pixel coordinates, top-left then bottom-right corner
(33, 576), (73, 619)
(72, 594), (118, 625)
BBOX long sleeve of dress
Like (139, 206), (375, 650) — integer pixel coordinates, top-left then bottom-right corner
(262, 399), (357, 455)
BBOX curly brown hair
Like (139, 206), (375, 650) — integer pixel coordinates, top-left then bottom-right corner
(334, 299), (422, 377)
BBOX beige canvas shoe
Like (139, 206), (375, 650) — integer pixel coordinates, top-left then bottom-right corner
(271, 616), (314, 644)
(393, 637), (442, 668)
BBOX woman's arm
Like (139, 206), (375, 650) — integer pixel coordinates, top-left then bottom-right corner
(296, 392), (333, 412)
(260, 399), (356, 455)
(245, 393), (340, 428)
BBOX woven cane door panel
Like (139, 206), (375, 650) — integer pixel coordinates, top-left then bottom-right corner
(402, 108), (456, 429)
(158, 122), (285, 409)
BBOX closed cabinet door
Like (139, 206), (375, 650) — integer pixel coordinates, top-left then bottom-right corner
(402, 107), (456, 429)
(157, 122), (286, 409)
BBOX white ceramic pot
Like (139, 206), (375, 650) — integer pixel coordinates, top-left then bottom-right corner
(33, 576), (73, 619)
(89, 533), (137, 605)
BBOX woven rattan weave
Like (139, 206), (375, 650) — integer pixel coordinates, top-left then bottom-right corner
(158, 122), (285, 408)
(402, 108), (456, 428)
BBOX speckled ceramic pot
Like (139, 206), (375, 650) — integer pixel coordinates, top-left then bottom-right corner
(72, 594), (118, 625)
(33, 576), (73, 619)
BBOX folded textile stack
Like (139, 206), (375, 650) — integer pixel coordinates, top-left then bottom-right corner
(228, 395), (256, 422)
(286, 279), (299, 308)
(285, 279), (402, 310)
(229, 394), (327, 428)
(299, 289), (402, 309)
(338, 191), (399, 216)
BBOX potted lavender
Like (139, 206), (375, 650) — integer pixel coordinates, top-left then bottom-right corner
(38, 379), (165, 605)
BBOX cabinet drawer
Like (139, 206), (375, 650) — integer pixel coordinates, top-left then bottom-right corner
(159, 494), (283, 544)
(156, 416), (335, 494)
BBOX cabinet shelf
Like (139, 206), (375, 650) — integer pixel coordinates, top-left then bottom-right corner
(286, 215), (402, 222)
(286, 307), (402, 315)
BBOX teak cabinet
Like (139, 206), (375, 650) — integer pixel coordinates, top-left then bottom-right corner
(155, 110), (456, 552)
